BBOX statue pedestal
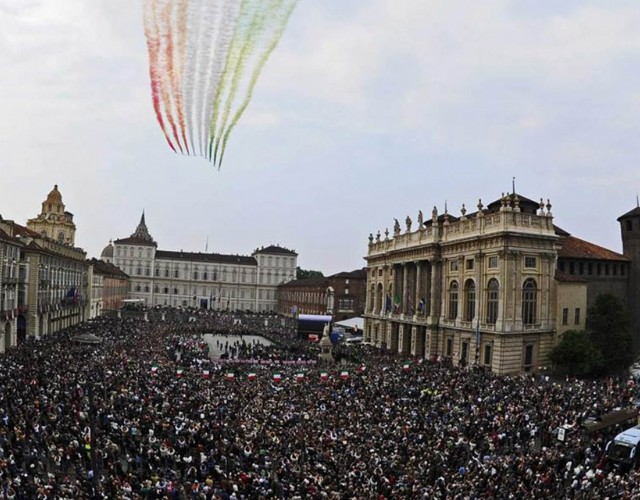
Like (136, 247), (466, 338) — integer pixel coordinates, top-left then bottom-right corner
(319, 324), (334, 364)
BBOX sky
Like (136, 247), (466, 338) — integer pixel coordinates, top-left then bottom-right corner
(1, 0), (640, 276)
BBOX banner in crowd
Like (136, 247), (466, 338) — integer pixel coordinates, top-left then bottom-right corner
(218, 359), (317, 366)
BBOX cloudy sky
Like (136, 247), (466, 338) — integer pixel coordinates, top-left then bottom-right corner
(1, 0), (640, 275)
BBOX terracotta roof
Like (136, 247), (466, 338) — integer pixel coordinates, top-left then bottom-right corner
(618, 206), (640, 220)
(155, 250), (257, 266)
(557, 235), (628, 261)
(329, 268), (367, 279)
(12, 223), (41, 239)
(89, 258), (129, 278)
(278, 278), (329, 288)
(0, 228), (23, 245)
(554, 270), (588, 283)
(114, 236), (158, 247)
(253, 245), (297, 256)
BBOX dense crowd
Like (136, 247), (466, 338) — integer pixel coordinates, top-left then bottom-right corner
(0, 309), (639, 498)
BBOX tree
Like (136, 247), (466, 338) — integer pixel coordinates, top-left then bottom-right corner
(296, 267), (324, 280)
(549, 330), (603, 376)
(587, 293), (634, 374)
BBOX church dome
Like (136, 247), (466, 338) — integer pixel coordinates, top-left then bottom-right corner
(101, 241), (114, 259)
(46, 184), (63, 204)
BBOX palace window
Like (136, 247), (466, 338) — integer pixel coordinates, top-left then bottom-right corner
(486, 279), (499, 325)
(523, 345), (534, 372)
(450, 261), (458, 272)
(524, 256), (537, 268)
(465, 259), (474, 271)
(484, 344), (492, 366)
(464, 279), (475, 321)
(562, 308), (568, 325)
(488, 256), (498, 269)
(574, 308), (581, 325)
(522, 278), (538, 325)
(448, 281), (459, 320)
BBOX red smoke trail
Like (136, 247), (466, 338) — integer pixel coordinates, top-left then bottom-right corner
(144, 0), (177, 153)
(172, 0), (191, 154)
(160, 0), (185, 154)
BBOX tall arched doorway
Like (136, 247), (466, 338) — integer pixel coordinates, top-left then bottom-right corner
(17, 315), (26, 345)
(3, 322), (10, 352)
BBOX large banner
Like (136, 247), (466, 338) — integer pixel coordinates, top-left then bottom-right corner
(218, 359), (316, 366)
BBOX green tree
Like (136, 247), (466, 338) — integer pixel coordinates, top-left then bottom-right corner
(296, 267), (324, 279)
(587, 293), (634, 374)
(549, 330), (603, 376)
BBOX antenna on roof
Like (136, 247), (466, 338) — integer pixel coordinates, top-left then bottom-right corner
(512, 177), (516, 195)
(205, 236), (209, 253)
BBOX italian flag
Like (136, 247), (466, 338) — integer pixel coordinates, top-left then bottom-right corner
(225, 372), (235, 381)
(402, 362), (411, 372)
(202, 370), (210, 379)
(320, 371), (329, 381)
(176, 368), (184, 378)
(272, 372), (282, 383)
(151, 365), (159, 376)
(340, 370), (349, 380)
(247, 372), (257, 381)
(295, 372), (305, 382)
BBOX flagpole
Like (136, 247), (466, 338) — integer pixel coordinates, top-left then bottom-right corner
(475, 318), (480, 365)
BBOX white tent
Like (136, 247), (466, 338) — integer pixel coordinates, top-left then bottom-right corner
(334, 317), (364, 331)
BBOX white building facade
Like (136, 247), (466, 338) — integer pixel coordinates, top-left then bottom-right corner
(107, 215), (297, 312)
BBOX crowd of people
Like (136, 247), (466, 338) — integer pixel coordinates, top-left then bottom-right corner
(0, 308), (639, 498)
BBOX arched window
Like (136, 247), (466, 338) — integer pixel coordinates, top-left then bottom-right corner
(448, 281), (459, 320)
(522, 278), (537, 325)
(486, 279), (499, 325)
(464, 280), (475, 321)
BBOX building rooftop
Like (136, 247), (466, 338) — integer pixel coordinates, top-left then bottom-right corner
(554, 270), (589, 283)
(253, 245), (298, 256)
(329, 268), (367, 279)
(155, 250), (257, 266)
(557, 235), (629, 262)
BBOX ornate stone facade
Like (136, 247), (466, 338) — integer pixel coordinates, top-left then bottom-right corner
(364, 194), (559, 375)
(109, 215), (297, 312)
(26, 185), (77, 246)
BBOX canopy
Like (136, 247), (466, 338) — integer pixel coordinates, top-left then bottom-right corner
(334, 317), (364, 330)
(73, 333), (103, 344)
(582, 408), (639, 433)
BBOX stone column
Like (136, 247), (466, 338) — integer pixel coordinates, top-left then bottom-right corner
(402, 263), (409, 316)
(414, 261), (422, 319)
(428, 260), (441, 324)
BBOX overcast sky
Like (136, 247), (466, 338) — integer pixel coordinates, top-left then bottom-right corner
(1, 0), (640, 275)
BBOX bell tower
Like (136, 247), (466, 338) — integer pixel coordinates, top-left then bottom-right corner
(26, 185), (77, 246)
(618, 202), (640, 346)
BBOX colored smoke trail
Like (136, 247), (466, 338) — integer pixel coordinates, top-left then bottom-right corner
(217, 0), (298, 168)
(142, 0), (298, 168)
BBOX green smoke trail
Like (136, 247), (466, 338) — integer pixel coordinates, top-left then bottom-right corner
(207, 0), (255, 163)
(217, 0), (297, 168)
(211, 0), (271, 166)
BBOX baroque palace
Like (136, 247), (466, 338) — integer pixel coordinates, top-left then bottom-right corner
(102, 214), (298, 312)
(0, 185), (91, 350)
(363, 193), (640, 375)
